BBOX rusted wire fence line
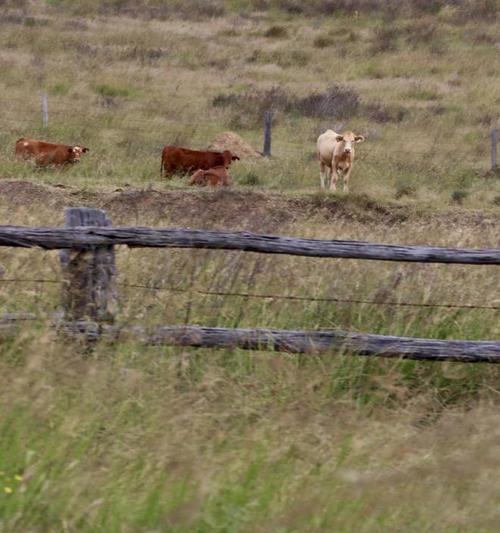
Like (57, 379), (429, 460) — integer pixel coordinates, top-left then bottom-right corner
(1, 278), (498, 311)
(0, 207), (499, 362)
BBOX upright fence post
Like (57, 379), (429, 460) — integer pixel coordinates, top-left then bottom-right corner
(60, 208), (117, 322)
(491, 129), (498, 171)
(263, 110), (272, 157)
(40, 93), (48, 129)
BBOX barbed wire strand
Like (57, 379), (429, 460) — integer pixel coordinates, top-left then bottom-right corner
(1, 278), (498, 311)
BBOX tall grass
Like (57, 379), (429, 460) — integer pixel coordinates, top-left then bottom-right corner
(0, 2), (499, 530)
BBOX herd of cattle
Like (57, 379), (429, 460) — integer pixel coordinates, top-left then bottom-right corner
(14, 130), (365, 192)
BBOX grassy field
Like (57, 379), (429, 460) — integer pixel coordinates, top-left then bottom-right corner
(1, 1), (500, 531)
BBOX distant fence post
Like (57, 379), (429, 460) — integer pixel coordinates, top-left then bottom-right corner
(263, 110), (272, 157)
(491, 129), (498, 171)
(40, 93), (48, 129)
(60, 208), (117, 322)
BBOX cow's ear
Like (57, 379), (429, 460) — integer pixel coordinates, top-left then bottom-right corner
(82, 147), (89, 153)
(336, 135), (344, 142)
(354, 135), (365, 143)
(232, 155), (240, 161)
(68, 147), (74, 154)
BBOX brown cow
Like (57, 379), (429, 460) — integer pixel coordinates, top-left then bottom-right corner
(161, 146), (239, 177)
(188, 166), (232, 187)
(15, 138), (89, 167)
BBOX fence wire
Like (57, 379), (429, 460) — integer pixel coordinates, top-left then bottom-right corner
(1, 278), (498, 311)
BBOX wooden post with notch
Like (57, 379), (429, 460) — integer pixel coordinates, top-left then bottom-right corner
(60, 207), (117, 322)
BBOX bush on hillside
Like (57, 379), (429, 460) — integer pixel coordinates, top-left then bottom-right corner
(294, 85), (360, 120)
(212, 85), (362, 126)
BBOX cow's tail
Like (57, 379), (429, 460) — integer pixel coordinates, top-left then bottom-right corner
(160, 156), (164, 178)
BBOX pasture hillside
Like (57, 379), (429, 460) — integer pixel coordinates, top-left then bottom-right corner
(0, 2), (500, 531)
(0, 1), (499, 204)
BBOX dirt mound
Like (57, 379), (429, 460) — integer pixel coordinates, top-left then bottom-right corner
(0, 180), (67, 209)
(2, 180), (497, 235)
(207, 131), (262, 159)
(101, 189), (293, 230)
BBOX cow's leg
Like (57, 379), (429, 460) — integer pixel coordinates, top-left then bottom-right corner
(329, 166), (339, 192)
(343, 166), (352, 193)
(319, 161), (327, 189)
(325, 165), (332, 189)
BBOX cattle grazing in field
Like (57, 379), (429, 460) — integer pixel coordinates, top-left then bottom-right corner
(15, 138), (89, 167)
(188, 166), (232, 187)
(161, 146), (240, 177)
(316, 130), (364, 192)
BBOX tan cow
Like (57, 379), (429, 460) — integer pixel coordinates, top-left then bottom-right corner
(316, 130), (364, 192)
(188, 166), (232, 187)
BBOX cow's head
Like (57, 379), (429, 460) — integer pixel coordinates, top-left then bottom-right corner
(336, 132), (364, 155)
(222, 150), (240, 167)
(68, 146), (89, 162)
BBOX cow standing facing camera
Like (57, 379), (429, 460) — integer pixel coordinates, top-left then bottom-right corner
(317, 130), (364, 192)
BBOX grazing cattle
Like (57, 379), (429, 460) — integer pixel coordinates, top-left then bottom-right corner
(316, 130), (364, 192)
(161, 146), (239, 177)
(15, 138), (89, 167)
(188, 166), (232, 187)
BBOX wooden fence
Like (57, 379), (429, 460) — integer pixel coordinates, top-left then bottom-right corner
(0, 207), (499, 362)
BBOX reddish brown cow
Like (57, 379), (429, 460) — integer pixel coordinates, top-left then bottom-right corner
(161, 146), (239, 177)
(15, 138), (89, 167)
(188, 166), (232, 187)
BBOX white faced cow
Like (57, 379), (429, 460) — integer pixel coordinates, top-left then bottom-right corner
(316, 130), (364, 192)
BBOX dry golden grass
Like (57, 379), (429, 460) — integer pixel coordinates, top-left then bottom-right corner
(0, 3), (499, 531)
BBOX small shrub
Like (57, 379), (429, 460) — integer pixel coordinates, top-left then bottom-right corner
(406, 84), (440, 101)
(213, 86), (293, 127)
(363, 61), (386, 79)
(451, 189), (468, 204)
(371, 26), (400, 54)
(364, 103), (408, 123)
(467, 30), (496, 45)
(492, 195), (500, 206)
(49, 83), (70, 96)
(212, 93), (240, 108)
(313, 35), (334, 48)
(239, 172), (260, 186)
(429, 39), (447, 55)
(294, 84), (360, 120)
(405, 19), (438, 47)
(95, 84), (132, 98)
(273, 49), (310, 68)
(246, 48), (309, 68)
(276, 0), (304, 14)
(448, 0), (498, 22)
(264, 25), (288, 38)
(395, 180), (417, 199)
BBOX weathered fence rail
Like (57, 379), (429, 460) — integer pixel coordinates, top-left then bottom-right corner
(0, 207), (499, 362)
(0, 317), (498, 362)
(0, 226), (499, 264)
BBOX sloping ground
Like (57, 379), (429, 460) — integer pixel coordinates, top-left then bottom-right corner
(0, 180), (498, 234)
